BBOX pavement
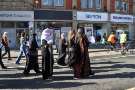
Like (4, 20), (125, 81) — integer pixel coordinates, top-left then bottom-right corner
(4, 48), (135, 59)
(3, 49), (122, 58)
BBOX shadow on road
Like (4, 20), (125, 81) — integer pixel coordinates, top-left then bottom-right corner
(91, 72), (135, 79)
(0, 78), (97, 89)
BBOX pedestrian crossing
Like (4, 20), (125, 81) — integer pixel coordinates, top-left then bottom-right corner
(126, 87), (135, 90)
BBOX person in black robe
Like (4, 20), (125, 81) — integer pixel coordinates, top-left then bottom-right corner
(23, 33), (41, 75)
(0, 45), (7, 69)
(42, 39), (53, 80)
(42, 39), (53, 79)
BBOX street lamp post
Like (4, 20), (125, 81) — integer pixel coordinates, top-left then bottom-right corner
(33, 0), (39, 33)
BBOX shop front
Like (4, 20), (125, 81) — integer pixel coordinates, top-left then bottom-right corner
(34, 10), (73, 46)
(76, 11), (109, 43)
(110, 14), (134, 40)
(0, 11), (34, 48)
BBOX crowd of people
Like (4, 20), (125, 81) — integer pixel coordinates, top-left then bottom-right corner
(0, 23), (128, 80)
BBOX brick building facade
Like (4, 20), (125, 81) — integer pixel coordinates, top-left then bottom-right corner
(0, 0), (134, 48)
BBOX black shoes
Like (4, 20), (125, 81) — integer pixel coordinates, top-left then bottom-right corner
(2, 66), (7, 69)
(36, 71), (42, 74)
(8, 58), (12, 60)
(89, 71), (95, 75)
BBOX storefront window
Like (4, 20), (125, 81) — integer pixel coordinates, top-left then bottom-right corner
(16, 22), (28, 28)
(1, 22), (15, 28)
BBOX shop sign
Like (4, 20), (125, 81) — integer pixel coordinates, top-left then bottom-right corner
(77, 11), (108, 21)
(0, 11), (34, 21)
(111, 14), (133, 23)
(34, 10), (72, 20)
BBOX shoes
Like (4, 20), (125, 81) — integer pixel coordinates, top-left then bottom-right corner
(73, 77), (80, 80)
(8, 58), (12, 60)
(2, 66), (7, 69)
(89, 71), (95, 75)
(15, 62), (20, 65)
(23, 72), (29, 76)
(36, 71), (42, 74)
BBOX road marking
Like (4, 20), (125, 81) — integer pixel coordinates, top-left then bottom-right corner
(126, 87), (135, 90)
(18, 66), (25, 68)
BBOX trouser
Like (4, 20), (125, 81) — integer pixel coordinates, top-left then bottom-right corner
(0, 48), (5, 68)
(16, 46), (28, 63)
(2, 46), (11, 59)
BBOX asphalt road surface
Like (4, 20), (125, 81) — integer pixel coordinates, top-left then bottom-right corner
(0, 55), (135, 90)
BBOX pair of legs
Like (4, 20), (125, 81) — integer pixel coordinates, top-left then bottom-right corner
(0, 48), (7, 69)
(24, 56), (41, 75)
(2, 46), (11, 60)
(16, 46), (27, 64)
(0, 59), (6, 69)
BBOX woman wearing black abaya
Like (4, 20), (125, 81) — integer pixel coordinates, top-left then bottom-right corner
(23, 33), (41, 75)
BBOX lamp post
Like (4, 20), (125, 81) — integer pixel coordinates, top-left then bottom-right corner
(33, 0), (39, 33)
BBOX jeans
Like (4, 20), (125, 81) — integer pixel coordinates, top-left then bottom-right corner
(16, 45), (28, 64)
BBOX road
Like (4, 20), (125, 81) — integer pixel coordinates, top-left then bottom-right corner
(0, 54), (135, 90)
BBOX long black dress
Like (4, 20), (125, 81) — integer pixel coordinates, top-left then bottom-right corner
(23, 36), (40, 75)
(42, 40), (53, 79)
(0, 47), (6, 69)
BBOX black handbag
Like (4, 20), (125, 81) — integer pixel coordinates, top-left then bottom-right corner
(65, 47), (76, 66)
(57, 53), (67, 66)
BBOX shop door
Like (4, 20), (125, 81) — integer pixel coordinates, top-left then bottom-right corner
(16, 29), (29, 49)
(0, 28), (16, 48)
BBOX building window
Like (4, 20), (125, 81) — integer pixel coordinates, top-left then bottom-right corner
(115, 0), (122, 11)
(42, 0), (53, 6)
(115, 0), (128, 12)
(122, 2), (128, 12)
(95, 0), (102, 9)
(54, 0), (64, 6)
(88, 0), (93, 8)
(81, 0), (87, 8)
(81, 0), (93, 9)
(42, 0), (64, 6)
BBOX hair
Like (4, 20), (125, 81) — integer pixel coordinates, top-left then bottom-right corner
(47, 23), (53, 28)
(21, 32), (25, 37)
(42, 39), (47, 46)
(68, 30), (76, 46)
(3, 32), (7, 37)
